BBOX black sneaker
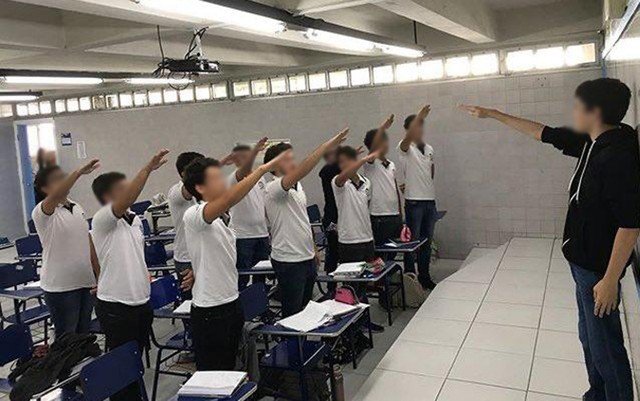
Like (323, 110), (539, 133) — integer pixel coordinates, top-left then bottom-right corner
(422, 279), (437, 291)
(368, 322), (385, 333)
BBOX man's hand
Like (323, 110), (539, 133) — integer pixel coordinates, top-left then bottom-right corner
(146, 149), (170, 171)
(325, 128), (349, 149)
(356, 146), (365, 156)
(263, 149), (291, 172)
(78, 159), (100, 175)
(381, 114), (394, 130)
(593, 278), (619, 317)
(254, 137), (268, 153)
(220, 153), (236, 166)
(458, 104), (493, 119)
(417, 105), (431, 120)
(363, 150), (380, 163)
(181, 269), (195, 291)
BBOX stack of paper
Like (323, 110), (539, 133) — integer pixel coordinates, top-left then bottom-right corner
(321, 299), (368, 317)
(331, 262), (366, 277)
(384, 239), (420, 248)
(173, 300), (192, 315)
(277, 300), (366, 332)
(178, 371), (247, 398)
(253, 260), (272, 270)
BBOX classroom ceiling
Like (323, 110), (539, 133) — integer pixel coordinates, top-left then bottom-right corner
(0, 0), (602, 95)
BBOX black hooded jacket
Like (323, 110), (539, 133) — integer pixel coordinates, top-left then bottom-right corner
(541, 124), (640, 275)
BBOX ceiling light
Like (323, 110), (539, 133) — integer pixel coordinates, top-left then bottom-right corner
(305, 29), (375, 52)
(138, 0), (286, 34)
(377, 44), (424, 58)
(126, 78), (194, 85)
(0, 94), (40, 102)
(1, 76), (103, 85)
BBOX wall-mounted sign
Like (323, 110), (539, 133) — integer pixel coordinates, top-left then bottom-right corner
(61, 132), (72, 146)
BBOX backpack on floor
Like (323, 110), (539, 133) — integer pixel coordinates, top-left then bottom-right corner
(402, 272), (428, 308)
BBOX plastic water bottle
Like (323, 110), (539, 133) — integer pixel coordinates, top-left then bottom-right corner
(332, 364), (345, 401)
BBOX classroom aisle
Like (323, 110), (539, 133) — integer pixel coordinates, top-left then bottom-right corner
(353, 237), (638, 401)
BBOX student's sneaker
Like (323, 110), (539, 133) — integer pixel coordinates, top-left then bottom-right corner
(177, 352), (195, 364)
(422, 278), (437, 291)
(367, 322), (385, 333)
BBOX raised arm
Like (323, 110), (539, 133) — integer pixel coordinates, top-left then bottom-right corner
(41, 159), (100, 215)
(370, 114), (394, 153)
(236, 137), (268, 181)
(400, 105), (430, 152)
(334, 151), (379, 187)
(203, 150), (290, 223)
(112, 149), (169, 218)
(459, 105), (544, 141)
(281, 128), (349, 190)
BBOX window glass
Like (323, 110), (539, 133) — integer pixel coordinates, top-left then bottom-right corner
(308, 73), (327, 90)
(506, 49), (535, 72)
(178, 88), (194, 102)
(0, 104), (13, 118)
(445, 56), (471, 77)
(27, 102), (39, 116)
(565, 43), (597, 66)
(233, 82), (250, 97)
(148, 90), (163, 105)
(329, 70), (348, 88)
(419, 59), (444, 80)
(373, 65), (394, 84)
(17, 104), (28, 117)
(195, 85), (211, 101)
(289, 75), (307, 92)
(133, 91), (148, 107)
(350, 67), (371, 86)
(213, 83), (228, 99)
(535, 47), (564, 69)
(119, 93), (134, 108)
(54, 99), (66, 113)
(251, 80), (269, 95)
(67, 98), (79, 112)
(395, 62), (419, 82)
(39, 101), (51, 114)
(270, 77), (287, 94)
(79, 97), (92, 111)
(105, 94), (118, 109)
(163, 88), (178, 103)
(471, 53), (499, 76)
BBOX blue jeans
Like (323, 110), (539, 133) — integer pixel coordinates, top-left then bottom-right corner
(404, 200), (437, 286)
(272, 258), (317, 317)
(236, 237), (271, 289)
(570, 263), (633, 401)
(43, 288), (94, 339)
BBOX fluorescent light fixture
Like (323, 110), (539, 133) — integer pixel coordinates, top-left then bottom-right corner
(535, 47), (564, 70)
(445, 56), (471, 77)
(565, 43), (597, 66)
(0, 94), (39, 102)
(1, 76), (103, 85)
(419, 59), (444, 80)
(608, 38), (640, 61)
(377, 44), (423, 58)
(126, 77), (193, 85)
(139, 0), (285, 34)
(506, 49), (535, 72)
(471, 53), (499, 76)
(305, 29), (375, 52)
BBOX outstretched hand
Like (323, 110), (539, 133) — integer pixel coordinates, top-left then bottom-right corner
(326, 127), (349, 148)
(363, 150), (381, 163)
(78, 159), (100, 175)
(254, 137), (269, 153)
(219, 153), (236, 166)
(417, 105), (431, 120)
(381, 114), (395, 130)
(458, 104), (492, 118)
(147, 149), (170, 171)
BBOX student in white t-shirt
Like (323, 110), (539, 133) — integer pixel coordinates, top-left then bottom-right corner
(397, 105), (438, 290)
(90, 150), (169, 401)
(168, 152), (204, 298)
(32, 159), (100, 338)
(181, 151), (287, 371)
(227, 139), (270, 289)
(263, 128), (349, 317)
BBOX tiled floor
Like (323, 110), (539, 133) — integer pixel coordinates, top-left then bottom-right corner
(353, 237), (637, 401)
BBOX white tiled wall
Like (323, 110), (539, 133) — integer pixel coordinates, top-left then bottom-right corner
(52, 68), (600, 258)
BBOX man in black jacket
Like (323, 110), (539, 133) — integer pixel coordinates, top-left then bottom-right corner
(460, 78), (639, 401)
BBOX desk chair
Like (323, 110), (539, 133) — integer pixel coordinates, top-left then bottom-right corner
(0, 237), (11, 249)
(27, 220), (37, 235)
(131, 200), (152, 216)
(79, 341), (148, 401)
(150, 275), (192, 401)
(15, 235), (42, 258)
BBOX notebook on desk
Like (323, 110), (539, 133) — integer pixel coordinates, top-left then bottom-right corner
(178, 371), (248, 398)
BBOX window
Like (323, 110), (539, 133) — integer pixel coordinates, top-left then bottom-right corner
(445, 56), (471, 77)
(471, 53), (499, 76)
(565, 43), (596, 66)
(119, 93), (134, 108)
(0, 104), (12, 118)
(27, 123), (56, 157)
(233, 82), (250, 97)
(329, 70), (348, 88)
(148, 90), (163, 105)
(27, 102), (39, 116)
(506, 49), (535, 72)
(609, 37), (640, 61)
(134, 91), (148, 107)
(105, 94), (119, 109)
(179, 88), (194, 102)
(373, 65), (394, 84)
(419, 59), (444, 80)
(270, 77), (287, 94)
(395, 62), (418, 82)
(67, 98), (79, 112)
(213, 83), (228, 99)
(195, 85), (211, 101)
(79, 97), (92, 111)
(350, 67), (370, 86)
(251, 79), (269, 96)
(54, 99), (66, 113)
(39, 101), (51, 114)
(308, 73), (327, 91)
(289, 75), (307, 92)
(16, 104), (28, 117)
(534, 47), (564, 70)
(92, 95), (106, 110)
(163, 88), (178, 103)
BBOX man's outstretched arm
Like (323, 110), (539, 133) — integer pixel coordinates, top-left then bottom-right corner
(459, 105), (544, 141)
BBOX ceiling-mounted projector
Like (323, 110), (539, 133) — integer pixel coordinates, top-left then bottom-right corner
(166, 58), (220, 75)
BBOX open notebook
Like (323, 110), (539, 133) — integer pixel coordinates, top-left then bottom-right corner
(277, 300), (367, 332)
(178, 371), (247, 398)
(330, 262), (366, 277)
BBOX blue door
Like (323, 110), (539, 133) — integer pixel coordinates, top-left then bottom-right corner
(15, 125), (36, 221)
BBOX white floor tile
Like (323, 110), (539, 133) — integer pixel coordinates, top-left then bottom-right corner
(430, 281), (489, 302)
(476, 302), (542, 329)
(352, 369), (444, 401)
(399, 317), (471, 347)
(546, 271), (575, 290)
(486, 283), (545, 306)
(499, 256), (550, 272)
(463, 322), (537, 355)
(526, 392), (580, 400)
(378, 340), (458, 378)
(544, 287), (578, 309)
(438, 380), (526, 401)
(492, 270), (548, 288)
(550, 258), (570, 272)
(505, 238), (553, 259)
(448, 265), (497, 284)
(529, 358), (588, 399)
(414, 298), (480, 322)
(540, 307), (579, 333)
(535, 330), (583, 362)
(449, 348), (532, 390)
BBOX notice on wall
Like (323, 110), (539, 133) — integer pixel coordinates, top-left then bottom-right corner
(76, 141), (87, 159)
(61, 133), (72, 146)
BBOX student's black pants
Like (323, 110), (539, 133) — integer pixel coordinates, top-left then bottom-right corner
(191, 299), (244, 371)
(371, 214), (403, 260)
(323, 227), (339, 293)
(95, 299), (153, 401)
(338, 241), (375, 302)
(272, 258), (317, 317)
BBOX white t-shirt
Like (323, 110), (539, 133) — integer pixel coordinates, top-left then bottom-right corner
(362, 159), (400, 216)
(396, 141), (436, 200)
(91, 205), (150, 306)
(183, 203), (239, 308)
(331, 175), (374, 244)
(265, 177), (315, 262)
(227, 171), (269, 239)
(168, 182), (197, 263)
(31, 201), (96, 292)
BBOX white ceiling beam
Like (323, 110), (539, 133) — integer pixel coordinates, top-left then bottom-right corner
(292, 0), (385, 15)
(376, 0), (497, 43)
